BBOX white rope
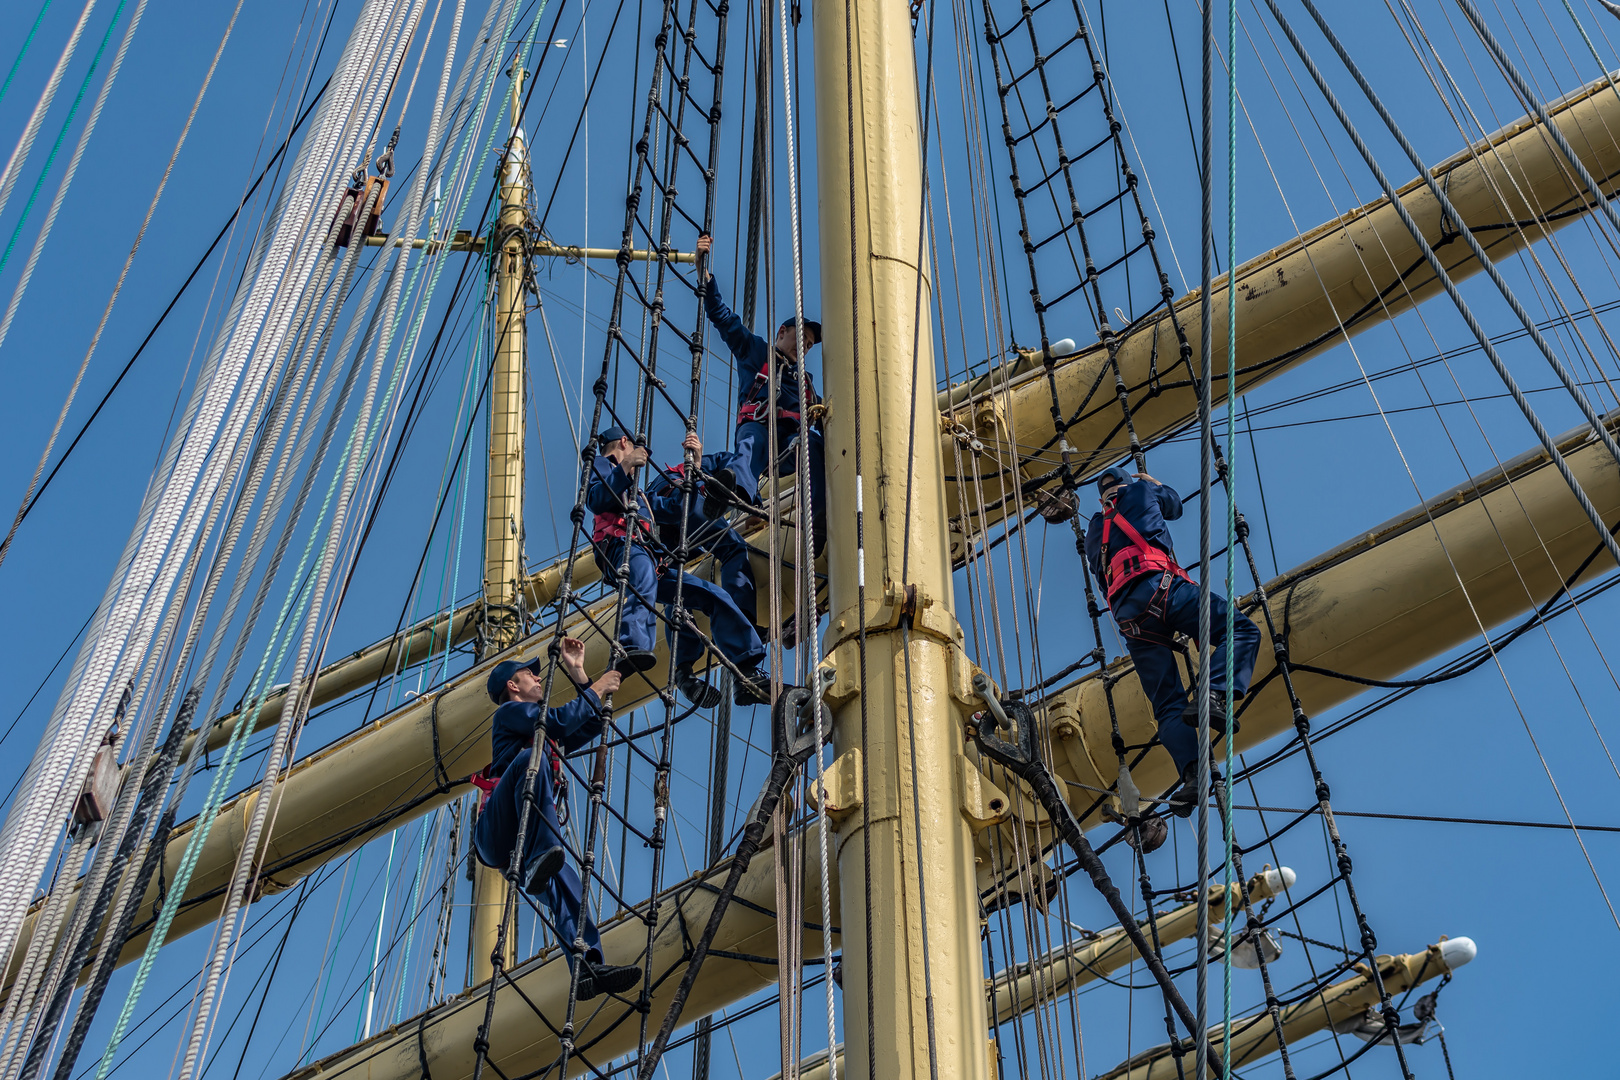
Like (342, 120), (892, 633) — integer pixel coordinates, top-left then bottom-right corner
(772, 3), (837, 1076)
(0, 0), (241, 579)
(0, 0), (99, 221)
(0, 0), (399, 991)
(0, 0), (148, 357)
(175, 1), (457, 1069)
(0, 835), (91, 1070)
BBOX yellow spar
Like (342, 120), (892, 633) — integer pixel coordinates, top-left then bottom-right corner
(8, 66), (1619, 1070)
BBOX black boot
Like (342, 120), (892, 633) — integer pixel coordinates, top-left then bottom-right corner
(1181, 691), (1240, 736)
(1166, 763), (1227, 819)
(1167, 766), (1199, 819)
(614, 648), (658, 677)
(575, 957), (642, 1001)
(675, 666), (723, 708)
(702, 468), (738, 519)
(523, 845), (564, 896)
(733, 668), (772, 707)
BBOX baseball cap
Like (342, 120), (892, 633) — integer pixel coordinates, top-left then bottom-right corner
(487, 657), (541, 702)
(1096, 465), (1132, 494)
(598, 425), (629, 446)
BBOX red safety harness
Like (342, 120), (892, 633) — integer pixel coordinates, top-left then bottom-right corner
(1100, 508), (1193, 646)
(469, 739), (569, 825)
(737, 355), (820, 427)
(590, 472), (656, 546)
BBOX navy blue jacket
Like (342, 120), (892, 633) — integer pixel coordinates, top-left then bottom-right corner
(586, 454), (654, 543)
(1083, 478), (1184, 587)
(489, 689), (604, 779)
(703, 276), (819, 422)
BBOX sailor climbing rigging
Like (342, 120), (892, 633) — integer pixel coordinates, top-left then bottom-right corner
(695, 233), (828, 548)
(1083, 466), (1262, 819)
(588, 427), (772, 707)
(643, 442), (765, 705)
(472, 640), (641, 1000)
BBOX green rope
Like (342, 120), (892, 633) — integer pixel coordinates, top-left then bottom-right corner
(0, 0), (128, 277)
(304, 849), (364, 1066)
(391, 812), (438, 1024)
(97, 8), (551, 1069)
(1222, 0), (1238, 1073)
(381, 200), (490, 711)
(0, 0), (54, 109)
(419, 279), (489, 693)
(96, 4), (553, 1068)
(356, 825), (399, 1040)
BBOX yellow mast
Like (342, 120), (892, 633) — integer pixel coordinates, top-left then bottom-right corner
(471, 65), (531, 984)
(775, 868), (1304, 1080)
(187, 60), (1620, 763)
(20, 48), (1620, 1069)
(236, 382), (1595, 1076)
(813, 0), (990, 1074)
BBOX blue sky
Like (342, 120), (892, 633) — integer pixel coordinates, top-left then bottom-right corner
(0, 0), (1618, 1077)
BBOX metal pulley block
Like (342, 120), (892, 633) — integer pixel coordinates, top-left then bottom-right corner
(1031, 486), (1079, 524)
(73, 730), (120, 829)
(333, 175), (388, 247)
(1207, 922), (1284, 969)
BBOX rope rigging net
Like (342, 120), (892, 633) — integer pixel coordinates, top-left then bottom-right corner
(23, 0), (1620, 1075)
(946, 0), (1502, 1077)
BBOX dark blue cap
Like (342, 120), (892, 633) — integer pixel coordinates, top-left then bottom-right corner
(487, 657), (541, 702)
(598, 426), (628, 446)
(1097, 465), (1132, 494)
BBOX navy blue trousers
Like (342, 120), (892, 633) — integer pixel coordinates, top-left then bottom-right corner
(595, 538), (766, 671)
(473, 748), (600, 960)
(705, 448), (760, 504)
(673, 519), (761, 639)
(1114, 575), (1262, 775)
(735, 420), (826, 545)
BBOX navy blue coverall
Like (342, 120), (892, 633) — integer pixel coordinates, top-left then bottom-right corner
(702, 278), (827, 544)
(473, 689), (604, 960)
(1083, 477), (1262, 776)
(646, 453), (764, 640)
(587, 454), (766, 673)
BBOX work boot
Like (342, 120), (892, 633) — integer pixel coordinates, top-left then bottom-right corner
(675, 666), (723, 708)
(1167, 766), (1199, 819)
(1181, 691), (1240, 737)
(575, 958), (642, 1001)
(1167, 765), (1226, 819)
(614, 648), (658, 677)
(702, 467), (739, 519)
(733, 668), (772, 707)
(522, 845), (565, 896)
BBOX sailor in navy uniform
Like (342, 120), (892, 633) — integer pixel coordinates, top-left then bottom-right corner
(588, 427), (770, 707)
(695, 233), (827, 548)
(1083, 465), (1262, 818)
(644, 433), (766, 707)
(472, 640), (640, 999)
